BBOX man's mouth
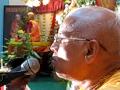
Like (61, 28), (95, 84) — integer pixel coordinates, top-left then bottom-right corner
(51, 56), (57, 63)
(50, 56), (59, 70)
(51, 56), (56, 70)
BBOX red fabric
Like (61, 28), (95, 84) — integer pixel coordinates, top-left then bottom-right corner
(0, 86), (4, 90)
(11, 19), (19, 38)
(33, 0), (65, 14)
(96, 0), (101, 6)
(26, 21), (32, 33)
(0, 85), (28, 90)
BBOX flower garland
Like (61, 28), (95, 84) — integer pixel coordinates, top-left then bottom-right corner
(60, 0), (96, 24)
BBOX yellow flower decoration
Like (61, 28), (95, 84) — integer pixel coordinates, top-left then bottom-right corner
(17, 30), (24, 34)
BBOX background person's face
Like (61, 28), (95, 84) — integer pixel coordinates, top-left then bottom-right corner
(27, 13), (34, 20)
(16, 14), (21, 21)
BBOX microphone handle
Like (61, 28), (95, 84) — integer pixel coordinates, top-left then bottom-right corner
(0, 71), (26, 86)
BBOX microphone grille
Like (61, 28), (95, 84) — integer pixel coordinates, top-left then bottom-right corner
(21, 56), (40, 75)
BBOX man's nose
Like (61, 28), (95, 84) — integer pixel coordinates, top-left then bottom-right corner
(50, 42), (59, 52)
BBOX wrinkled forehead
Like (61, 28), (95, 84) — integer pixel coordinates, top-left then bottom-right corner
(58, 6), (116, 30)
(58, 23), (75, 37)
(58, 11), (97, 37)
(58, 9), (116, 38)
(58, 16), (78, 35)
(58, 16), (87, 38)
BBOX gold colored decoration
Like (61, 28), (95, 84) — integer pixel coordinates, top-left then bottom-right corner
(96, 0), (116, 11)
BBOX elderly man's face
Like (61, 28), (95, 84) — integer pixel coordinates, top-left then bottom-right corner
(50, 24), (88, 80)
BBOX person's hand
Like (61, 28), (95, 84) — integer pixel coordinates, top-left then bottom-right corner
(10, 75), (31, 86)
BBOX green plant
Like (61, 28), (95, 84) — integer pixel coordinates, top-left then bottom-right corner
(1, 30), (41, 65)
(64, 0), (96, 6)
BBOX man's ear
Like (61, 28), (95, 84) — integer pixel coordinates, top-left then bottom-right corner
(84, 40), (99, 64)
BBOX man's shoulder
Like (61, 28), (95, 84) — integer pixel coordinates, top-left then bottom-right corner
(98, 70), (120, 90)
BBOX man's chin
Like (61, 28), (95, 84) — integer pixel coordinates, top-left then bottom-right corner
(56, 72), (72, 80)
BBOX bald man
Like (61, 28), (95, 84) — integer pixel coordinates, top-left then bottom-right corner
(50, 6), (120, 90)
(26, 12), (40, 42)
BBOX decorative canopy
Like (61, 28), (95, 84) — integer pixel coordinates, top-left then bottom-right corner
(32, 0), (65, 14)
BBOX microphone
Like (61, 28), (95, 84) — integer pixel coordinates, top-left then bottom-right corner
(21, 56), (40, 75)
(0, 56), (40, 86)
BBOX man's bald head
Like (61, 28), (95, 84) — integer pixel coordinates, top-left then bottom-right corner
(27, 12), (35, 20)
(59, 6), (120, 55)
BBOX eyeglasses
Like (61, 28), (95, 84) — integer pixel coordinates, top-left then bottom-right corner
(54, 34), (90, 42)
(54, 34), (107, 52)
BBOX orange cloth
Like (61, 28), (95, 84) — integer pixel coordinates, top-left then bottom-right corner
(26, 20), (40, 42)
(96, 0), (116, 11)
